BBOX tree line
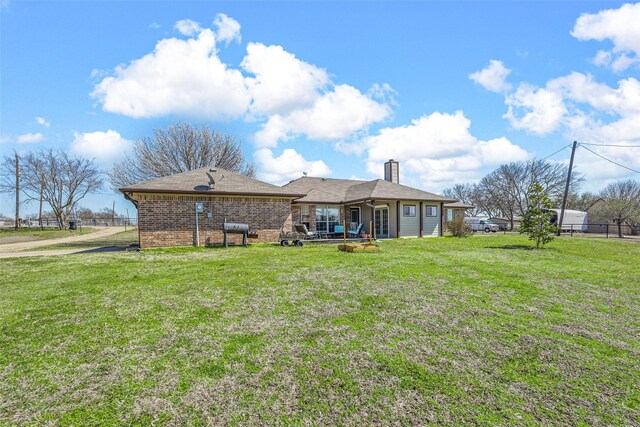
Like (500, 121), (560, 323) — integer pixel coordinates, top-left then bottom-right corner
(1, 123), (254, 229)
(442, 159), (640, 237)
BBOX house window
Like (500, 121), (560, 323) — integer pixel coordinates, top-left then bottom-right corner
(315, 205), (340, 233)
(403, 205), (416, 217)
(300, 205), (310, 225)
(425, 205), (437, 217)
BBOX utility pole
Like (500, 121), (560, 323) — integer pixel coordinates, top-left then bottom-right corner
(39, 184), (44, 230)
(14, 152), (21, 230)
(557, 141), (578, 236)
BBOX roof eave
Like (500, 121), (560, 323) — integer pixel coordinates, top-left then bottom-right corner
(119, 188), (304, 198)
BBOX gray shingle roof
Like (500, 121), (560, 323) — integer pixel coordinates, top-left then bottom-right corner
(283, 176), (455, 203)
(120, 167), (303, 198)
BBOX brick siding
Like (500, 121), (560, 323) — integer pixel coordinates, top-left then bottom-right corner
(132, 193), (293, 248)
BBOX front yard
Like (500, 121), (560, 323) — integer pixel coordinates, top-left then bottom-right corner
(0, 236), (638, 425)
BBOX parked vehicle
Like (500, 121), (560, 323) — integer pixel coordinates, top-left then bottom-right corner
(464, 217), (500, 233)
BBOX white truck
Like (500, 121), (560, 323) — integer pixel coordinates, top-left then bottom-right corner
(464, 217), (500, 233)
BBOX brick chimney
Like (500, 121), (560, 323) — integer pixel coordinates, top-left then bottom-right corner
(384, 159), (399, 184)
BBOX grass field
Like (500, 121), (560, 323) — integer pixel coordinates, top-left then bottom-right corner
(0, 227), (95, 244)
(1, 236), (638, 425)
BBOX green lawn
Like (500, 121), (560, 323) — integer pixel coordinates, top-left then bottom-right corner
(0, 227), (95, 244)
(1, 236), (638, 425)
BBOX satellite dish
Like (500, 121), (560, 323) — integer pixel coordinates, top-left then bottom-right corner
(206, 172), (215, 190)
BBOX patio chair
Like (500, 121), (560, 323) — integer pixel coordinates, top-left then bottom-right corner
(333, 225), (345, 237)
(294, 223), (318, 239)
(347, 223), (363, 238)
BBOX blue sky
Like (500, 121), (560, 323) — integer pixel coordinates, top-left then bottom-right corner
(2, 1), (640, 215)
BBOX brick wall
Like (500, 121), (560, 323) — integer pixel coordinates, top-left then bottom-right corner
(132, 193), (293, 248)
(291, 206), (301, 224)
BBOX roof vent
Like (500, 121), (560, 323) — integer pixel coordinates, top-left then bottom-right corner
(209, 168), (216, 172)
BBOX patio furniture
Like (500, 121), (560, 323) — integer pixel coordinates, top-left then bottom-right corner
(294, 223), (319, 239)
(347, 223), (363, 238)
(333, 225), (345, 238)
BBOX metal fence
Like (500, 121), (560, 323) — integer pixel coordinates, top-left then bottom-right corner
(541, 223), (638, 238)
(1, 217), (138, 229)
(465, 223), (638, 238)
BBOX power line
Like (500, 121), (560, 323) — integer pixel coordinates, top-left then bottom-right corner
(541, 144), (573, 161)
(581, 142), (640, 148)
(580, 145), (640, 174)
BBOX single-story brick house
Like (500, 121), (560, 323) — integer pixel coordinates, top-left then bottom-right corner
(121, 160), (457, 248)
(120, 167), (304, 248)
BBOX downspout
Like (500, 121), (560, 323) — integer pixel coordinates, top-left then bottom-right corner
(419, 201), (423, 237)
(438, 203), (441, 236)
(371, 200), (376, 239)
(396, 202), (401, 238)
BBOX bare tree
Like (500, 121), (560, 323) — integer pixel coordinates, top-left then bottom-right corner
(108, 122), (255, 189)
(442, 183), (487, 217)
(566, 192), (599, 212)
(526, 159), (583, 207)
(21, 150), (102, 229)
(470, 159), (583, 230)
(476, 163), (527, 229)
(0, 151), (22, 228)
(592, 179), (640, 238)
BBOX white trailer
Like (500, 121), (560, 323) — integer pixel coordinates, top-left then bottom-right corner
(551, 209), (588, 231)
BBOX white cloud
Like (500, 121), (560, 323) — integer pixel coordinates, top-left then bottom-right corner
(213, 13), (241, 45)
(572, 2), (640, 71)
(174, 19), (203, 36)
(503, 84), (567, 135)
(253, 148), (331, 185)
(254, 84), (391, 147)
(511, 72), (640, 183)
(92, 15), (390, 150)
(91, 29), (250, 120)
(242, 42), (329, 116)
(17, 132), (45, 144)
(366, 83), (398, 105)
(469, 60), (512, 93)
(69, 130), (133, 163)
(547, 72), (640, 116)
(149, 22), (161, 30)
(361, 111), (529, 190)
(35, 117), (50, 128)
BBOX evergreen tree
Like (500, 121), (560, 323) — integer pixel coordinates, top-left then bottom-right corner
(520, 182), (558, 248)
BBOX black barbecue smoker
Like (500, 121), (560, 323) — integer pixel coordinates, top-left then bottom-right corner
(223, 220), (251, 248)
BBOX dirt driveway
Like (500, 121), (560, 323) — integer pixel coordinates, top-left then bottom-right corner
(0, 227), (128, 258)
